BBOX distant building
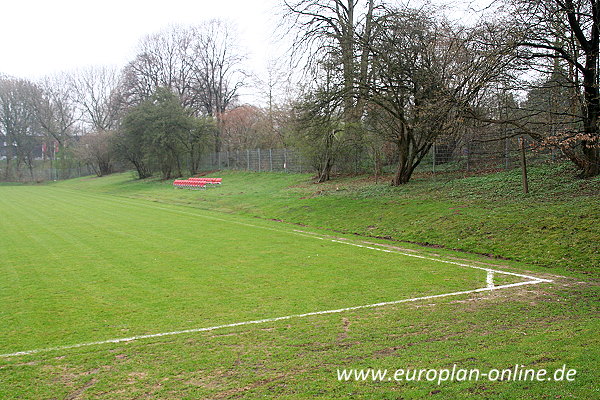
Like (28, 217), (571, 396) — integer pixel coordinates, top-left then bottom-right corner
(0, 133), (51, 161)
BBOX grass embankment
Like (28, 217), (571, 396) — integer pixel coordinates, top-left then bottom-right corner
(56, 163), (599, 276)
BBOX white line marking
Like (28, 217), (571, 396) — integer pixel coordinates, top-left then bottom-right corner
(292, 230), (552, 283)
(0, 280), (544, 358)
(486, 270), (495, 288)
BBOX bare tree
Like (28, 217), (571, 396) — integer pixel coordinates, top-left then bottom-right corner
(0, 78), (42, 180)
(291, 60), (351, 182)
(366, 9), (514, 184)
(73, 130), (114, 176)
(282, 0), (380, 124)
(496, 0), (600, 177)
(121, 25), (199, 110)
(192, 20), (246, 151)
(281, 0), (383, 181)
(252, 59), (291, 145)
(35, 73), (78, 147)
(70, 66), (122, 133)
(193, 21), (245, 116)
(221, 105), (281, 151)
(121, 21), (245, 152)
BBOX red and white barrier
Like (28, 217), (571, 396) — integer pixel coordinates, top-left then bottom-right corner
(173, 180), (206, 189)
(173, 177), (222, 189)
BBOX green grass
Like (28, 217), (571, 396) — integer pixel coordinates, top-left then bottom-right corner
(0, 185), (492, 355)
(53, 163), (599, 276)
(0, 186), (502, 353)
(0, 163), (598, 399)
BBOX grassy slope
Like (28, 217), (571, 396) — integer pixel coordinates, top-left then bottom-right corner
(55, 163), (599, 276)
(1, 163), (598, 399)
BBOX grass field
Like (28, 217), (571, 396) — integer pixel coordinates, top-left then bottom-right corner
(48, 163), (600, 275)
(0, 164), (598, 399)
(0, 185), (521, 354)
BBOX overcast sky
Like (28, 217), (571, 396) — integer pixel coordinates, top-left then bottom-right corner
(0, 0), (281, 82)
(1, 0), (484, 104)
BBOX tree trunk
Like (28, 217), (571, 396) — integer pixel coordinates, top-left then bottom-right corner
(391, 140), (414, 185)
(579, 145), (600, 177)
(99, 160), (112, 177)
(568, 2), (600, 177)
(316, 129), (336, 183)
(189, 147), (198, 175)
(176, 156), (183, 178)
(391, 163), (411, 185)
(519, 137), (529, 193)
(390, 137), (433, 185)
(340, 0), (356, 124)
(559, 80), (600, 178)
(579, 47), (600, 177)
(317, 156), (333, 183)
(135, 163), (152, 179)
(373, 148), (382, 183)
(5, 155), (10, 180)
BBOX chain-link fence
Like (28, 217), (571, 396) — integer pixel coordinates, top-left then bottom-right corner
(0, 163), (97, 182)
(0, 160), (133, 183)
(197, 148), (309, 173)
(196, 137), (558, 176)
(1, 137), (559, 182)
(413, 136), (559, 174)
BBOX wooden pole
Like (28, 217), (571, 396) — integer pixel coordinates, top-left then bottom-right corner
(432, 142), (436, 174)
(519, 137), (529, 194)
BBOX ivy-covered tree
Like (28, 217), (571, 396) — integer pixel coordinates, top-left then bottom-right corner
(118, 88), (195, 179)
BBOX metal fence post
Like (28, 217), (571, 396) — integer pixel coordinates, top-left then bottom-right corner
(247, 149), (250, 170)
(258, 149), (261, 172)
